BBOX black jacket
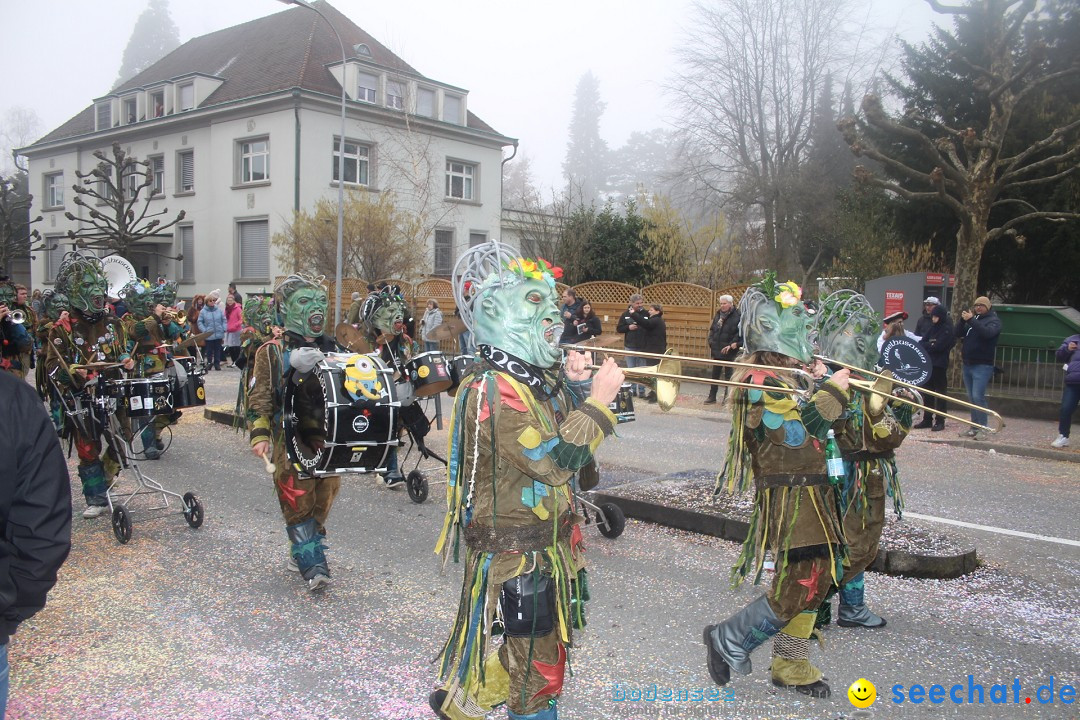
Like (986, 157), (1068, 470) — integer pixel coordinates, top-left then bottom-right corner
(914, 311), (935, 339)
(918, 305), (956, 368)
(641, 312), (667, 361)
(564, 315), (602, 345)
(0, 371), (72, 645)
(957, 309), (1002, 366)
(616, 307), (650, 349)
(559, 299), (584, 340)
(707, 308), (741, 359)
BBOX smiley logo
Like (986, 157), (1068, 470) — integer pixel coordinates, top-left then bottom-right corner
(848, 678), (877, 708)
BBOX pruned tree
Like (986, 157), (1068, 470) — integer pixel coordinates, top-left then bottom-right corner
(0, 173), (48, 274)
(839, 0), (1080, 314)
(65, 142), (186, 260)
(114, 0), (181, 88)
(670, 0), (861, 281)
(0, 106), (43, 174)
(272, 189), (427, 284)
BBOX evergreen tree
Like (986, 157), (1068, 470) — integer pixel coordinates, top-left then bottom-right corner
(114, 0), (181, 88)
(562, 71), (609, 204)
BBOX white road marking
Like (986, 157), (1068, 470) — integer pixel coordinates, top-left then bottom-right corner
(905, 511), (1080, 547)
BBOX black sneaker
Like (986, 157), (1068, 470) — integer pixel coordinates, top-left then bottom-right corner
(383, 473), (405, 488)
(704, 397), (717, 405)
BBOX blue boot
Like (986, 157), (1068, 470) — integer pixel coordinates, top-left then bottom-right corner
(703, 594), (783, 685)
(286, 519), (330, 591)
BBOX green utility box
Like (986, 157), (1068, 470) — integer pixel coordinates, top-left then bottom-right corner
(995, 305), (1080, 356)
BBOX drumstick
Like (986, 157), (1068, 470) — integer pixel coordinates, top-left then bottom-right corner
(259, 448), (276, 474)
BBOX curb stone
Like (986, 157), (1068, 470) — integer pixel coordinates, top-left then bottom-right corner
(591, 490), (978, 580)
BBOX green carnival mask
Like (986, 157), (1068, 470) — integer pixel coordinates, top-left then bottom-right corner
(150, 281), (178, 309)
(816, 290), (881, 371)
(475, 276), (561, 368)
(360, 286), (408, 342)
(739, 274), (813, 364)
(243, 296), (275, 335)
(42, 290), (69, 322)
(275, 275), (327, 338)
(56, 253), (108, 322)
(0, 282), (15, 307)
(120, 279), (155, 318)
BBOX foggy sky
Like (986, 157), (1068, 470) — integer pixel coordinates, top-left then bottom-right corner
(1, 0), (942, 187)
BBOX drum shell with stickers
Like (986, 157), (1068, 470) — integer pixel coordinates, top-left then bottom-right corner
(404, 351), (453, 397)
(169, 356), (206, 409)
(105, 377), (174, 418)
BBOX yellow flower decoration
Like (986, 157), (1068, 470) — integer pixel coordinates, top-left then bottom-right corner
(774, 281), (802, 308)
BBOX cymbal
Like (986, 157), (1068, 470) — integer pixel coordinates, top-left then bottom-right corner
(335, 323), (370, 353)
(73, 362), (123, 370)
(574, 334), (621, 348)
(432, 318), (467, 340)
(177, 331), (212, 348)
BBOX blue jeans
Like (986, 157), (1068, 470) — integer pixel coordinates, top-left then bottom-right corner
(457, 331), (474, 357)
(626, 353), (648, 396)
(1059, 383), (1080, 438)
(1, 642), (8, 720)
(962, 363), (995, 427)
(424, 341), (439, 354)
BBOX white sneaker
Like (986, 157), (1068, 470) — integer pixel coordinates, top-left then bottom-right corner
(307, 572), (331, 591)
(1051, 435), (1070, 449)
(82, 505), (108, 519)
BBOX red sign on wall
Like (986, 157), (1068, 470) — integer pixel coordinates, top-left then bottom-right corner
(925, 273), (956, 287)
(884, 290), (905, 316)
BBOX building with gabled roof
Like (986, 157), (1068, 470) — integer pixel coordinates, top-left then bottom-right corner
(21, 0), (514, 296)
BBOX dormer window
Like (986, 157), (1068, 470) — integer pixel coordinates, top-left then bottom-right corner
(150, 90), (165, 118)
(178, 83), (194, 111)
(386, 80), (404, 110)
(354, 43), (372, 57)
(416, 87), (435, 118)
(357, 72), (377, 104)
(124, 97), (138, 124)
(442, 93), (463, 125)
(96, 102), (112, 131)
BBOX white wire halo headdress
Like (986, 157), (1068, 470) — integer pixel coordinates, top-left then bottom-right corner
(450, 238), (522, 333)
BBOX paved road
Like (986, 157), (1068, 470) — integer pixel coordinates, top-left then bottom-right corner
(8, 371), (1078, 719)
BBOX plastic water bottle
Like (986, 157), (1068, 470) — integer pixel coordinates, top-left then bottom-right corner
(825, 429), (845, 487)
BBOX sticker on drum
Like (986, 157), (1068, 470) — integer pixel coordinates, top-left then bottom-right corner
(130, 396), (143, 411)
(418, 365), (430, 379)
(196, 387), (205, 400)
(352, 415), (370, 433)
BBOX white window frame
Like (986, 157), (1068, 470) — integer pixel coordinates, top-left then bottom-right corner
(332, 137), (370, 186)
(123, 97), (138, 124)
(96, 102), (112, 130)
(357, 72), (377, 104)
(178, 83), (194, 111)
(178, 224), (195, 283)
(239, 138), (270, 184)
(442, 93), (463, 124)
(236, 218), (270, 281)
(177, 150), (194, 194)
(416, 87), (436, 118)
(433, 229), (454, 275)
(445, 160), (476, 201)
(148, 155), (164, 196)
(122, 163), (142, 200)
(386, 80), (405, 110)
(44, 172), (64, 209)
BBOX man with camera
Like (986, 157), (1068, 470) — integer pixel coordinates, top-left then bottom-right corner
(956, 296), (1001, 441)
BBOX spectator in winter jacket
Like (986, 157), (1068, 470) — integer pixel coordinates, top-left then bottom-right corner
(617, 294), (650, 396)
(914, 296), (940, 339)
(1051, 334), (1080, 449)
(565, 301), (603, 345)
(0, 370), (72, 717)
(956, 296), (1001, 439)
(705, 294), (741, 404)
(915, 304), (955, 430)
(419, 299), (444, 353)
(558, 288), (584, 344)
(197, 290), (228, 370)
(223, 294), (244, 367)
(640, 304), (667, 402)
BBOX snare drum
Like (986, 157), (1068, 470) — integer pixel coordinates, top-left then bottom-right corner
(404, 351), (453, 397)
(283, 353), (399, 476)
(607, 383), (635, 423)
(169, 356), (206, 408)
(446, 354), (475, 396)
(106, 377), (174, 417)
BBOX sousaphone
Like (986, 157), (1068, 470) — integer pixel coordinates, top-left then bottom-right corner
(102, 255), (138, 299)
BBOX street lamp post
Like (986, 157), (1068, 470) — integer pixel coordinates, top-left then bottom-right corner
(278, 0), (347, 324)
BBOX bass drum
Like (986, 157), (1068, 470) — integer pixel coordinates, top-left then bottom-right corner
(283, 353), (399, 477)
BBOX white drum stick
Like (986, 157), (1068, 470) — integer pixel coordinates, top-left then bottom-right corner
(259, 448), (276, 474)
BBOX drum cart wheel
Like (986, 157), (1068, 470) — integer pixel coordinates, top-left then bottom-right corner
(406, 470), (429, 504)
(183, 492), (204, 529)
(112, 504), (133, 544)
(595, 502), (626, 539)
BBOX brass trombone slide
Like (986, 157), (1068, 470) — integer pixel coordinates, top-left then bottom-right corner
(561, 343), (817, 384)
(815, 355), (1005, 434)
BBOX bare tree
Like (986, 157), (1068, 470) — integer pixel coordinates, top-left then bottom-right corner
(669, 0), (870, 282)
(840, 0), (1080, 315)
(0, 173), (48, 274)
(0, 106), (44, 174)
(65, 142), (186, 261)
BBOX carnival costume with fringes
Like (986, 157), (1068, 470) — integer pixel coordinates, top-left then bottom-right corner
(814, 290), (912, 630)
(246, 274), (340, 591)
(43, 252), (134, 509)
(705, 275), (849, 699)
(431, 243), (617, 720)
(234, 295), (276, 427)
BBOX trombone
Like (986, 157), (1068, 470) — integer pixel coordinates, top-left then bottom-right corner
(814, 354), (1004, 434)
(561, 344), (815, 412)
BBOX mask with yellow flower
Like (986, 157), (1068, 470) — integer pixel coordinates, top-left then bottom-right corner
(739, 271), (814, 363)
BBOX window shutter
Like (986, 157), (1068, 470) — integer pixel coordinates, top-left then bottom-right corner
(180, 226), (195, 281)
(239, 220), (269, 278)
(180, 152), (194, 191)
(47, 241), (65, 281)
